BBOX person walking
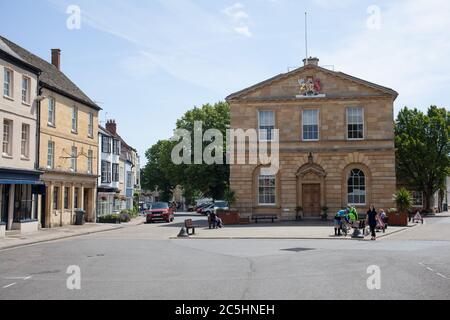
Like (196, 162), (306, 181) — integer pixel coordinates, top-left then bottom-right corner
(366, 205), (378, 241)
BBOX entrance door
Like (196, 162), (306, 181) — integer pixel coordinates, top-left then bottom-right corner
(302, 184), (321, 217)
(1, 185), (10, 224)
(84, 189), (89, 221)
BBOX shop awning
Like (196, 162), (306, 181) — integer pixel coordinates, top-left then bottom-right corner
(0, 179), (44, 185)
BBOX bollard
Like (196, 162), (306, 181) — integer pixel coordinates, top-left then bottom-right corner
(351, 228), (364, 239)
(177, 227), (189, 238)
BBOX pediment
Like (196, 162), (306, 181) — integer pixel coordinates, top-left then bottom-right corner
(296, 163), (327, 178)
(226, 64), (398, 101)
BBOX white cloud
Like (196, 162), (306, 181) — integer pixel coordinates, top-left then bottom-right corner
(223, 3), (252, 37)
(320, 0), (450, 111)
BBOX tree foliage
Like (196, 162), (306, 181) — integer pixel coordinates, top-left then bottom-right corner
(141, 102), (230, 203)
(395, 106), (450, 210)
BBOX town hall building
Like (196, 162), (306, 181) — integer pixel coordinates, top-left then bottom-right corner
(226, 57), (398, 220)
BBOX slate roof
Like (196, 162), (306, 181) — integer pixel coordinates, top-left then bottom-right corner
(0, 35), (100, 110)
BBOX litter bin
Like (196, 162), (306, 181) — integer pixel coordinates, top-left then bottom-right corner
(75, 210), (86, 225)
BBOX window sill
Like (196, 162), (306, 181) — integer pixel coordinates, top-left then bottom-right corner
(71, 130), (78, 135)
(22, 101), (31, 107)
(347, 138), (365, 141)
(302, 139), (320, 142)
(20, 156), (30, 161)
(47, 123), (56, 128)
(3, 95), (14, 101)
(2, 154), (13, 159)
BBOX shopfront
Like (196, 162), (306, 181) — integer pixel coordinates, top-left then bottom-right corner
(0, 168), (43, 233)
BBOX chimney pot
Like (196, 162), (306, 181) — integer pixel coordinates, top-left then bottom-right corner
(106, 119), (117, 135)
(303, 57), (319, 66)
(51, 49), (61, 70)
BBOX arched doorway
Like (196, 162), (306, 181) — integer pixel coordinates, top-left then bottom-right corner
(296, 157), (327, 218)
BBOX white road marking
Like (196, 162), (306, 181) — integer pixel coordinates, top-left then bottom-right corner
(436, 273), (448, 279)
(426, 267), (434, 272)
(2, 282), (17, 289)
(3, 275), (32, 280)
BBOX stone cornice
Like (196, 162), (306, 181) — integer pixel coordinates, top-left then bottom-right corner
(230, 94), (394, 104)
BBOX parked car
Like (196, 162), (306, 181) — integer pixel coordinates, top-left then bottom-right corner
(201, 203), (215, 215)
(145, 202), (174, 223)
(196, 202), (212, 214)
(203, 201), (229, 215)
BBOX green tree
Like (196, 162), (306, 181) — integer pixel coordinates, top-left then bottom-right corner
(395, 106), (450, 211)
(174, 101), (230, 200)
(141, 101), (231, 202)
(141, 140), (178, 202)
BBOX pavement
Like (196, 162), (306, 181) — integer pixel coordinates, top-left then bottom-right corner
(180, 221), (413, 240)
(0, 214), (449, 300)
(0, 216), (145, 251)
(0, 213), (420, 251)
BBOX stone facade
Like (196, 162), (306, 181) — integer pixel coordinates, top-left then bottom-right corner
(227, 58), (398, 220)
(0, 41), (42, 232)
(38, 88), (99, 227)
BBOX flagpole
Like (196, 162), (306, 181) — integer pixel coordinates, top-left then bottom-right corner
(305, 11), (308, 65)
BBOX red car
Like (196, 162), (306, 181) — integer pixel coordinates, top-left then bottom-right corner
(146, 202), (174, 223)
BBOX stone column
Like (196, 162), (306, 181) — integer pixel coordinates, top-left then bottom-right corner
(60, 183), (65, 227)
(48, 182), (54, 228)
(7, 185), (15, 231)
(80, 185), (85, 210)
(91, 187), (97, 223)
(71, 185), (75, 224)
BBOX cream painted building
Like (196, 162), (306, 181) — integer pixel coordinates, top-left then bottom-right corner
(227, 57), (398, 220)
(0, 37), (101, 228)
(0, 37), (42, 233)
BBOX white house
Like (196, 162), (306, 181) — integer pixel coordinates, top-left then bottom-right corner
(0, 37), (42, 233)
(97, 123), (121, 217)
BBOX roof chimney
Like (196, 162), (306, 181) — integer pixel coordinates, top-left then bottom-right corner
(303, 57), (319, 66)
(51, 49), (61, 70)
(106, 120), (117, 135)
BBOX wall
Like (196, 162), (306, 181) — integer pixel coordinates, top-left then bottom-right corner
(0, 58), (38, 171)
(38, 88), (98, 174)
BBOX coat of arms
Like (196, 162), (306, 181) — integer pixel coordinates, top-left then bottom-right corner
(298, 77), (322, 96)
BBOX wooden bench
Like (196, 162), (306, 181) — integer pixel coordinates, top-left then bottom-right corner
(251, 215), (278, 223)
(184, 219), (199, 235)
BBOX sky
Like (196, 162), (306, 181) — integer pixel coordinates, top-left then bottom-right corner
(1, 0), (449, 165)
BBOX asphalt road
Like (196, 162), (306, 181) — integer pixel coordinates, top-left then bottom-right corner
(0, 214), (449, 300)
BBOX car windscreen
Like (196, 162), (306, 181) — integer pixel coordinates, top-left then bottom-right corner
(151, 203), (169, 209)
(215, 202), (228, 208)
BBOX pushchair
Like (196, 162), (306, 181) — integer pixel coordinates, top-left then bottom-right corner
(375, 216), (387, 233)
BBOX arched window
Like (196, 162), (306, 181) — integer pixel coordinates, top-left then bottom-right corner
(348, 169), (366, 205)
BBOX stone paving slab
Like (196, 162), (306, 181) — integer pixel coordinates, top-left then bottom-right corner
(0, 217), (145, 250)
(171, 223), (415, 241)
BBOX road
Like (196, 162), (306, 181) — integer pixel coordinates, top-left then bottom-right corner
(0, 213), (449, 300)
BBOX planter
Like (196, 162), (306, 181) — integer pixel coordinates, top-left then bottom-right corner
(12, 219), (39, 234)
(217, 210), (240, 225)
(0, 222), (5, 239)
(388, 212), (408, 226)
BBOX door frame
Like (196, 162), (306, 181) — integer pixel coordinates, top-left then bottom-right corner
(296, 162), (327, 218)
(1, 184), (10, 224)
(302, 183), (321, 217)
